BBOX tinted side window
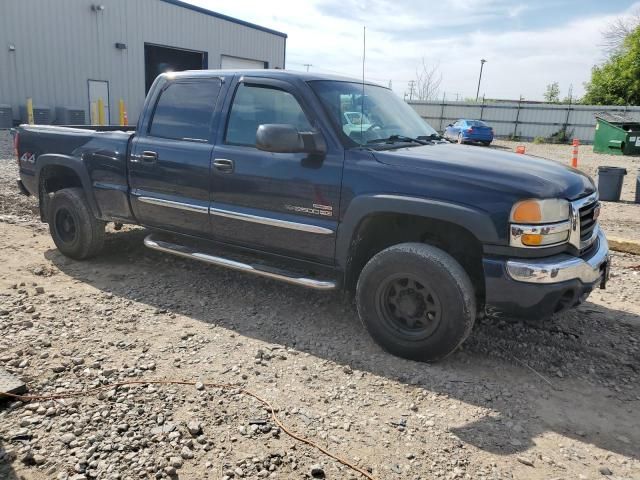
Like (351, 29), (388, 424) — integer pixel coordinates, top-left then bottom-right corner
(149, 79), (221, 141)
(226, 84), (312, 146)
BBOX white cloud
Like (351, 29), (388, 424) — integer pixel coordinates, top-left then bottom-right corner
(190, 0), (640, 100)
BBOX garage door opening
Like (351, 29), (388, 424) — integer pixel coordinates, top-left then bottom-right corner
(220, 55), (267, 70)
(144, 43), (208, 92)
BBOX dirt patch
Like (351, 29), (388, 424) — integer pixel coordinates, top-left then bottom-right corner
(1, 132), (639, 480)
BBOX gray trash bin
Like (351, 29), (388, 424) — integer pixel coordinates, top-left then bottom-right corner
(597, 166), (627, 201)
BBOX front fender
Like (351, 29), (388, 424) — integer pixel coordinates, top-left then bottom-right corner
(335, 194), (499, 269)
(35, 154), (102, 220)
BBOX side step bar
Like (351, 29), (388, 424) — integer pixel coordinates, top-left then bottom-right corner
(143, 234), (336, 291)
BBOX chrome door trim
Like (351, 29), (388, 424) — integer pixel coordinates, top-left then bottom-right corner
(209, 206), (334, 235)
(137, 196), (208, 214)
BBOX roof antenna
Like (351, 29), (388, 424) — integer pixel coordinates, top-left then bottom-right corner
(360, 26), (366, 146)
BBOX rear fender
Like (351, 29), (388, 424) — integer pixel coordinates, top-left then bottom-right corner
(35, 154), (101, 221)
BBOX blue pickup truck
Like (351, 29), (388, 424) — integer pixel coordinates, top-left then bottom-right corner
(13, 70), (609, 362)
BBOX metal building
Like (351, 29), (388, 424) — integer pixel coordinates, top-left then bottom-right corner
(0, 0), (287, 125)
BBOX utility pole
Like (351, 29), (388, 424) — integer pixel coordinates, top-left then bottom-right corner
(563, 84), (573, 140)
(407, 80), (416, 101)
(303, 63), (312, 72)
(475, 59), (487, 102)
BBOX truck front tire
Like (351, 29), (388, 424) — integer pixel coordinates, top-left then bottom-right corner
(356, 243), (476, 362)
(49, 188), (105, 260)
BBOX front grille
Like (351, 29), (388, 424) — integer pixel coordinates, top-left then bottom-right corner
(579, 200), (599, 243)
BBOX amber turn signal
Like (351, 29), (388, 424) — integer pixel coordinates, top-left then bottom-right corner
(512, 201), (542, 223)
(521, 234), (543, 246)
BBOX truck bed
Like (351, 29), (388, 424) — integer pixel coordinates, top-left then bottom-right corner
(16, 124), (137, 223)
(17, 124), (135, 158)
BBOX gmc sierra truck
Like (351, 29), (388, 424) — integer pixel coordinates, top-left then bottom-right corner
(13, 70), (610, 362)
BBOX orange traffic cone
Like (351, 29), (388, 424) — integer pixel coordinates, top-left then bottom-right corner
(571, 138), (579, 168)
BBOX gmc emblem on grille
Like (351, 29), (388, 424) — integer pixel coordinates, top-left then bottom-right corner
(593, 204), (601, 221)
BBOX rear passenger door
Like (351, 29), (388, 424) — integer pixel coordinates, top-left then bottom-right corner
(129, 77), (224, 237)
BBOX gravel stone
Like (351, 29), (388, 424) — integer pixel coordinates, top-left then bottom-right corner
(0, 131), (638, 480)
(180, 446), (194, 460)
(60, 433), (76, 444)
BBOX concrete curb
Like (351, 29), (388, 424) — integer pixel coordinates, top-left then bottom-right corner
(608, 236), (640, 256)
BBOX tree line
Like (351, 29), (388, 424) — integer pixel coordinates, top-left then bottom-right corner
(549, 9), (640, 106)
(406, 8), (640, 106)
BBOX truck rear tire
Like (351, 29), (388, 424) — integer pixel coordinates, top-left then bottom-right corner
(356, 243), (476, 362)
(48, 187), (105, 260)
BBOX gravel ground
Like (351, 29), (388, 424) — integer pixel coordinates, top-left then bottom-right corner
(0, 131), (639, 480)
(491, 140), (640, 240)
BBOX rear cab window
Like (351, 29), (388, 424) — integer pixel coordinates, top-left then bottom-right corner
(149, 79), (222, 142)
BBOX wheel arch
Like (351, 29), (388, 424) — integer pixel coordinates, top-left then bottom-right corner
(36, 155), (101, 222)
(337, 195), (498, 298)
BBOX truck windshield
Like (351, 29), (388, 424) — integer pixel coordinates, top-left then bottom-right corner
(309, 80), (439, 147)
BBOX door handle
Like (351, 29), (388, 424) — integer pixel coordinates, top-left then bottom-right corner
(213, 158), (234, 173)
(141, 151), (158, 163)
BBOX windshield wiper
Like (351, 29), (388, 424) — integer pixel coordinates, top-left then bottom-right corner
(367, 134), (430, 146)
(419, 133), (442, 141)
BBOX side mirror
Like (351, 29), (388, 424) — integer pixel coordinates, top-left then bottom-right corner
(256, 124), (326, 155)
(447, 123), (453, 127)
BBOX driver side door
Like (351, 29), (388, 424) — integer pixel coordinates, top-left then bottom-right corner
(209, 77), (343, 265)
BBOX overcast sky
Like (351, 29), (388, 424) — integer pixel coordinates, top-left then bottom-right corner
(187, 0), (639, 101)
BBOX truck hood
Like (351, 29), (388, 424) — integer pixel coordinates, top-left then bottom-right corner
(372, 143), (595, 201)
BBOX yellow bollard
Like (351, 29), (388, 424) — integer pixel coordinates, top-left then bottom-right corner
(26, 97), (34, 125)
(119, 99), (125, 126)
(90, 102), (97, 124)
(97, 97), (105, 126)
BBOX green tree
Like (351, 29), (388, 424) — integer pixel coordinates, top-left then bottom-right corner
(583, 26), (640, 105)
(543, 82), (560, 103)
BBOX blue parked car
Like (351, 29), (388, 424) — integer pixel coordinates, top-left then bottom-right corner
(444, 119), (494, 145)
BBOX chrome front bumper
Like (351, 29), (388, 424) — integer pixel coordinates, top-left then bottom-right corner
(506, 229), (609, 284)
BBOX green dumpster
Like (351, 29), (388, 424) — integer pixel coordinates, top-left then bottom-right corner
(593, 112), (640, 156)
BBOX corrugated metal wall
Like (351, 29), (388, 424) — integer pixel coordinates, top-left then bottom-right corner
(409, 100), (640, 143)
(0, 0), (286, 123)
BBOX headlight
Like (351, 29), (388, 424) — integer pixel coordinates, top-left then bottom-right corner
(510, 199), (570, 248)
(510, 199), (569, 224)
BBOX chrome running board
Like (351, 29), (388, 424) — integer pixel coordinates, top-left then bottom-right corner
(143, 234), (336, 290)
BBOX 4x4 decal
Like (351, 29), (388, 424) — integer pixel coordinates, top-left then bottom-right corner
(20, 152), (36, 164)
